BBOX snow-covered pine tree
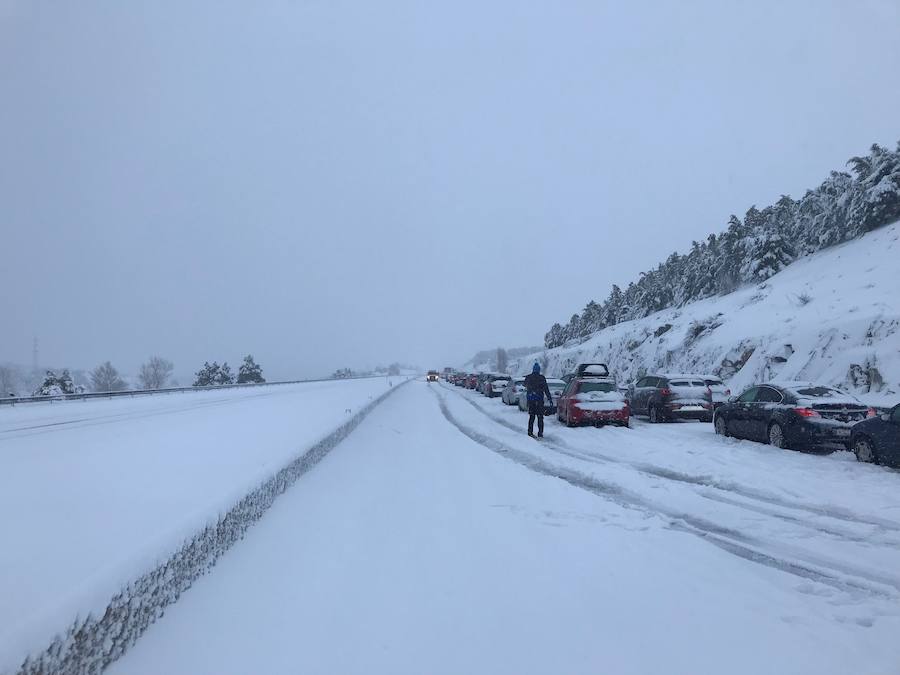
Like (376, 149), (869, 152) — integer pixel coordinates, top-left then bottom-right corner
(216, 362), (234, 385)
(237, 355), (265, 384)
(193, 361), (220, 387)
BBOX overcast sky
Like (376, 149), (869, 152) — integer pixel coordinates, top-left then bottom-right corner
(2, 0), (899, 380)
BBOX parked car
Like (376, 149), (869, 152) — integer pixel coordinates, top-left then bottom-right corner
(702, 376), (731, 409)
(557, 376), (629, 427)
(485, 374), (511, 398)
(850, 403), (900, 466)
(628, 374), (713, 423)
(501, 377), (526, 405)
(475, 373), (491, 394)
(517, 378), (566, 413)
(465, 373), (479, 389)
(714, 382), (874, 450)
(426, 370), (439, 382)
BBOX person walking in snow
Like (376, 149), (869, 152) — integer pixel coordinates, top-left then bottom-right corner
(524, 362), (553, 438)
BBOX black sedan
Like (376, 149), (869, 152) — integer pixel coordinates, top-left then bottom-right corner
(851, 404), (900, 466)
(713, 382), (874, 451)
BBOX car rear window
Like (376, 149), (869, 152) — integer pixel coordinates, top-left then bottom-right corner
(669, 380), (705, 387)
(791, 386), (839, 397)
(704, 379), (723, 386)
(579, 382), (616, 393)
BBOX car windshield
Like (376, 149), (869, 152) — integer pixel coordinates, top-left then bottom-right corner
(704, 379), (723, 386)
(579, 382), (616, 393)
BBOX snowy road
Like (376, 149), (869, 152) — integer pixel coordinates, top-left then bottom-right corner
(108, 380), (900, 675)
(0, 378), (399, 672)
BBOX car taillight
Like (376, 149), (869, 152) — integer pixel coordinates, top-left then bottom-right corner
(867, 408), (877, 418)
(793, 407), (821, 418)
(659, 387), (671, 396)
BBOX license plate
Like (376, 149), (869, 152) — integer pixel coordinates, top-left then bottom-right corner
(835, 428), (851, 437)
(680, 405), (705, 412)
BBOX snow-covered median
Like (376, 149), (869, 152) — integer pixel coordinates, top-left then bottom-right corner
(0, 378), (403, 674)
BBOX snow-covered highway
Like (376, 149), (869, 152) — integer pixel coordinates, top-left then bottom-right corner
(104, 379), (900, 675)
(0, 378), (400, 674)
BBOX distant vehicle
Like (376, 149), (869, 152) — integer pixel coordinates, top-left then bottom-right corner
(850, 403), (900, 465)
(476, 373), (493, 394)
(426, 370), (439, 383)
(557, 376), (629, 427)
(442, 367), (453, 380)
(518, 378), (566, 414)
(502, 377), (526, 405)
(466, 373), (479, 389)
(484, 374), (511, 398)
(703, 376), (731, 409)
(714, 382), (874, 450)
(628, 374), (713, 423)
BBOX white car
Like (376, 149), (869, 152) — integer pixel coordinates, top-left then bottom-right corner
(517, 378), (567, 412)
(501, 377), (526, 405)
(485, 374), (511, 398)
(702, 376), (731, 409)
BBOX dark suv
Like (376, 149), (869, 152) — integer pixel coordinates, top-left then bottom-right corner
(628, 374), (713, 423)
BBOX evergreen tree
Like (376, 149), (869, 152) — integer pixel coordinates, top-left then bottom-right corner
(540, 140), (900, 344)
(237, 355), (265, 384)
(193, 361), (220, 387)
(217, 362), (234, 385)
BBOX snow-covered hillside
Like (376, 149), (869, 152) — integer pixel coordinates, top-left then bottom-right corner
(512, 221), (900, 405)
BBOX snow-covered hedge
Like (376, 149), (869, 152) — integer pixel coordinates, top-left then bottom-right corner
(13, 383), (406, 675)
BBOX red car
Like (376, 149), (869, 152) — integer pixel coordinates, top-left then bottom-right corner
(466, 373), (479, 389)
(557, 376), (629, 427)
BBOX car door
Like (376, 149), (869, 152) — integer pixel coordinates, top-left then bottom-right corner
(881, 405), (900, 465)
(559, 380), (576, 418)
(729, 387), (759, 439)
(747, 386), (783, 441)
(633, 377), (653, 414)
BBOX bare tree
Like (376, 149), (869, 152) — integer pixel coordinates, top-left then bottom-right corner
(90, 361), (127, 392)
(495, 347), (508, 373)
(138, 356), (174, 390)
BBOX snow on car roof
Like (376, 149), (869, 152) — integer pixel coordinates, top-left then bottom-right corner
(657, 373), (708, 380)
(763, 381), (863, 404)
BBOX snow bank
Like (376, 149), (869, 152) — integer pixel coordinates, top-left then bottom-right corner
(0, 379), (405, 675)
(513, 221), (900, 406)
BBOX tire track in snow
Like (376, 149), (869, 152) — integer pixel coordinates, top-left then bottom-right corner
(433, 386), (900, 602)
(444, 383), (900, 537)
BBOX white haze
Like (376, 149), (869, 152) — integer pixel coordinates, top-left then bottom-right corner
(1, 0), (899, 379)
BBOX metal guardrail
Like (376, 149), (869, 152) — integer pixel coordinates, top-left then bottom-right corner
(0, 374), (394, 407)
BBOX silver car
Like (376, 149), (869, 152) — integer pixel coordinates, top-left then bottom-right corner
(702, 376), (731, 409)
(501, 377), (526, 405)
(517, 378), (567, 413)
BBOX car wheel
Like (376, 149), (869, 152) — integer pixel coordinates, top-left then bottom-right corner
(566, 412), (576, 428)
(649, 405), (659, 423)
(853, 437), (877, 464)
(768, 422), (788, 449)
(714, 415), (729, 437)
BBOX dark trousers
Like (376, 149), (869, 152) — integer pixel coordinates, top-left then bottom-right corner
(527, 400), (545, 436)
